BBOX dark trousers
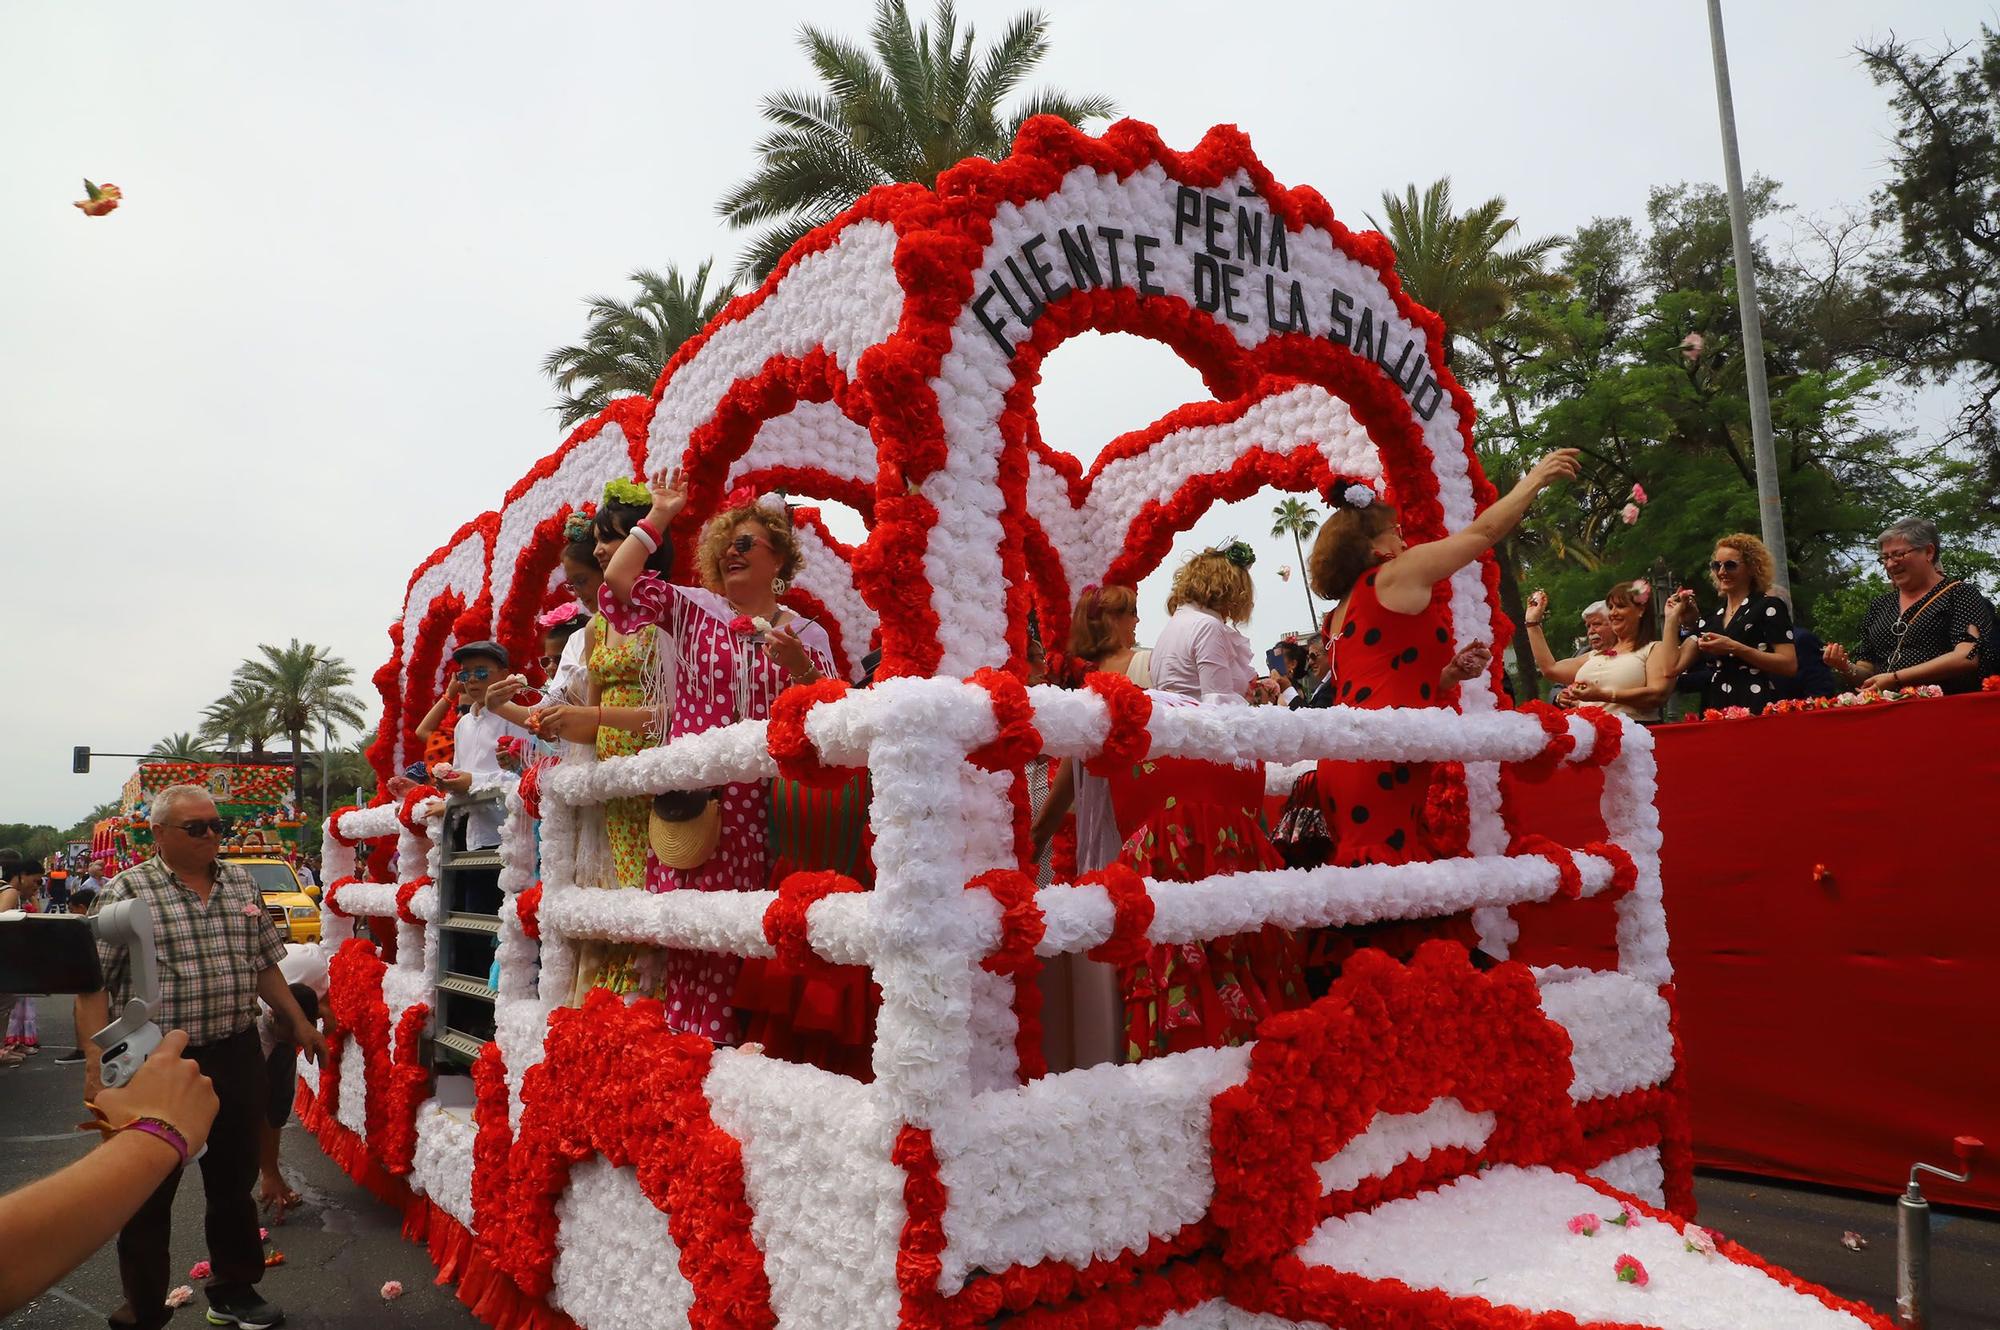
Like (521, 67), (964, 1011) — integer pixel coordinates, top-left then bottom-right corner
(115, 1026), (266, 1326)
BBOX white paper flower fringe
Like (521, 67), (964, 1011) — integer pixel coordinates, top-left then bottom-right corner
(1315, 1099), (1497, 1196)
(1296, 1166), (1873, 1330)
(550, 1157), (696, 1330)
(930, 1045), (1251, 1292)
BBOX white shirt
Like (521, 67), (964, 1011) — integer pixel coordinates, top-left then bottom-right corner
(546, 625), (590, 705)
(1150, 605), (1256, 701)
(453, 706), (533, 848)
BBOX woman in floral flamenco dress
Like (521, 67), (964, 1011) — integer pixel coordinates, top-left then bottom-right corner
(539, 491), (671, 1000)
(1304, 453), (1578, 972)
(601, 469), (835, 1045)
(1107, 545), (1303, 1060)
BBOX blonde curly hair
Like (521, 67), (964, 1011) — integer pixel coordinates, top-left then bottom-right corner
(1167, 550), (1254, 624)
(1711, 532), (1775, 598)
(696, 504), (800, 592)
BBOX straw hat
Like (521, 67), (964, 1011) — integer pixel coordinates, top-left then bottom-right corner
(648, 790), (721, 870)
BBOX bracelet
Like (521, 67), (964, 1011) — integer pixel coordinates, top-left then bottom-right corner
(1524, 619), (1543, 627)
(629, 520), (660, 554)
(115, 1116), (190, 1168)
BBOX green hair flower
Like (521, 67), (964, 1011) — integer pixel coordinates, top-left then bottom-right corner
(602, 477), (651, 508)
(1218, 540), (1257, 569)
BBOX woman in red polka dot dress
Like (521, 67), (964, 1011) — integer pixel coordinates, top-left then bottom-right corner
(1304, 452), (1579, 962)
(602, 469), (835, 1044)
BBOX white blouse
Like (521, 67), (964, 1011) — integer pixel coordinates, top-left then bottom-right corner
(1150, 605), (1255, 701)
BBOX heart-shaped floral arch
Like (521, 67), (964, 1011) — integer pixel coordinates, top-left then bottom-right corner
(365, 118), (1510, 867)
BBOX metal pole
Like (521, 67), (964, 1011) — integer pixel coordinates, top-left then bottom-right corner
(1896, 1183), (1931, 1328)
(1704, 0), (1791, 598)
(319, 722), (330, 823)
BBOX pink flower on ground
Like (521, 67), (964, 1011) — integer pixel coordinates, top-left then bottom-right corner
(1567, 1212), (1601, 1236)
(1615, 1254), (1650, 1286)
(381, 1280), (405, 1300)
(165, 1286), (195, 1309)
(259, 1227), (269, 1240)
(1620, 502), (1641, 525)
(189, 1260), (211, 1279)
(1609, 1200), (1642, 1227)
(1684, 1226), (1718, 1255)
(1630, 482), (1648, 504)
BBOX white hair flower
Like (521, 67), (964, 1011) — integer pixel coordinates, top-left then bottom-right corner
(1343, 484), (1376, 509)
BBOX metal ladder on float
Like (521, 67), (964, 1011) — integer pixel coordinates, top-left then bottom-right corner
(430, 790), (506, 1069)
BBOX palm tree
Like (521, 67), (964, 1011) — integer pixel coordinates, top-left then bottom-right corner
(1270, 497), (1322, 630)
(199, 682), (279, 757)
(227, 641), (369, 808)
(148, 732), (209, 761)
(718, 0), (1118, 281)
(1369, 179), (1568, 369)
(1371, 179), (1568, 702)
(542, 263), (737, 427)
(298, 744), (378, 822)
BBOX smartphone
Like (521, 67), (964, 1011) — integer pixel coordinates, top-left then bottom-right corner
(0, 914), (104, 994)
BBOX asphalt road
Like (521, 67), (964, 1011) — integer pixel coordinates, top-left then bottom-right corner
(5, 992), (1995, 1329)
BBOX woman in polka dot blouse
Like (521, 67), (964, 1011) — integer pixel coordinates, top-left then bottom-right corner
(600, 469), (837, 1042)
(1665, 532), (1797, 715)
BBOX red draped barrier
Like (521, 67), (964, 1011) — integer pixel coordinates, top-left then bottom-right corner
(1509, 692), (2000, 1210)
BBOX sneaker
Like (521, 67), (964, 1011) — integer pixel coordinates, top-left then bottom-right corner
(204, 1295), (284, 1329)
(53, 1048), (85, 1064)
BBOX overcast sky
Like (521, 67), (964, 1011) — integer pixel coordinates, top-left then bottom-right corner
(2, 1), (1985, 829)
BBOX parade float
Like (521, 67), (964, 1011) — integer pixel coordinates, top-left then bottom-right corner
(306, 118), (1895, 1329)
(91, 759), (302, 869)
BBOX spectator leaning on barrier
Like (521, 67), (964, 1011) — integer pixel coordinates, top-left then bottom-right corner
(1824, 517), (1997, 694)
(79, 783), (325, 1330)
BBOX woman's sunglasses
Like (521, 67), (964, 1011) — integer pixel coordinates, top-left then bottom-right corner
(1708, 559), (1740, 573)
(164, 818), (231, 838)
(728, 534), (772, 555)
(538, 654), (558, 671)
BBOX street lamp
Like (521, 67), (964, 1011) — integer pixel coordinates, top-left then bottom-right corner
(1704, 0), (1792, 598)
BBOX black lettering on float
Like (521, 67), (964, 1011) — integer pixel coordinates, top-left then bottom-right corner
(1353, 305), (1377, 361)
(1133, 233), (1164, 295)
(1221, 262), (1248, 324)
(1203, 194), (1230, 257)
(1002, 256), (1048, 319)
(1386, 336), (1423, 392)
(1192, 253), (1222, 313)
(972, 286), (1013, 356)
(1173, 186), (1203, 246)
(1267, 222), (1289, 271)
(989, 264), (1034, 324)
(1022, 234), (1066, 301)
(1412, 376), (1443, 421)
(1235, 205), (1263, 266)
(1097, 226), (1127, 287)
(1327, 287), (1354, 344)
(1058, 225), (1102, 291)
(1267, 275), (1309, 333)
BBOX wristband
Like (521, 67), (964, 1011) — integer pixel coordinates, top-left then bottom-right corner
(116, 1116), (190, 1168)
(630, 520), (660, 555)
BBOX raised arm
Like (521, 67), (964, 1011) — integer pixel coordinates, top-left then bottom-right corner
(1520, 589), (1591, 685)
(1375, 450), (1580, 614)
(603, 467), (688, 605)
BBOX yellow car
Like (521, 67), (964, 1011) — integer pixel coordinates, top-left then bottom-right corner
(226, 855), (322, 944)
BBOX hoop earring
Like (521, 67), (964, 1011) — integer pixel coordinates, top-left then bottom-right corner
(772, 576), (789, 596)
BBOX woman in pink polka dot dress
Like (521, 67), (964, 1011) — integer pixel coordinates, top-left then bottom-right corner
(601, 470), (835, 1043)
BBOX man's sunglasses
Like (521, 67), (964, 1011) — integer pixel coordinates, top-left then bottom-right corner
(459, 666), (494, 680)
(1708, 559), (1740, 573)
(162, 818), (232, 838)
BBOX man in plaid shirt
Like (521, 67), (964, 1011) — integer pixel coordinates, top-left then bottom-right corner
(79, 785), (326, 1330)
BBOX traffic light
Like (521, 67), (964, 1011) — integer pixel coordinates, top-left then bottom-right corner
(72, 746), (91, 774)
